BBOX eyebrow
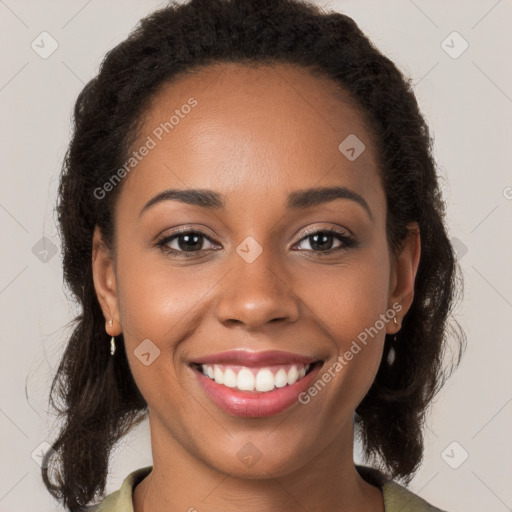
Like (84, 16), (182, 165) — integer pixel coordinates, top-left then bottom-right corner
(139, 186), (373, 221)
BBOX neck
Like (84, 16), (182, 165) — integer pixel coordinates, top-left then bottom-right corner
(133, 413), (384, 512)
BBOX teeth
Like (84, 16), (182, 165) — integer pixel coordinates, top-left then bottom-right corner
(199, 363), (311, 393)
(274, 368), (288, 388)
(213, 365), (223, 384)
(255, 368), (274, 392)
(237, 368), (255, 391)
(223, 368), (237, 388)
(287, 365), (299, 385)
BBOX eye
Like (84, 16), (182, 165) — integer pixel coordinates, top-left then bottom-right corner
(156, 227), (357, 259)
(293, 228), (357, 255)
(156, 230), (219, 257)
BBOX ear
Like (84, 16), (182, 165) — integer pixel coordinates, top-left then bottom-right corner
(91, 225), (122, 336)
(386, 222), (421, 334)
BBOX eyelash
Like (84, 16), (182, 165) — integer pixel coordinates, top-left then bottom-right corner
(155, 228), (358, 258)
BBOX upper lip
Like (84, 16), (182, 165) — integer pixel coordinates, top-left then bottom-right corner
(192, 350), (319, 367)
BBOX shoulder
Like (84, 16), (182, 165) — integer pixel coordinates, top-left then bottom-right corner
(83, 465), (153, 512)
(382, 480), (448, 512)
(356, 465), (448, 512)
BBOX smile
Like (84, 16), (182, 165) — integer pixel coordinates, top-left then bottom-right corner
(196, 363), (313, 392)
(190, 350), (323, 417)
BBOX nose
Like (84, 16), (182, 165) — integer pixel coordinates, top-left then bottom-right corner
(215, 245), (300, 331)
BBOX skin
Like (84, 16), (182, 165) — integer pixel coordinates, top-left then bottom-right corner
(92, 62), (420, 512)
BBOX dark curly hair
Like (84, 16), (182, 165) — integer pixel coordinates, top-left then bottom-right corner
(41, 0), (466, 510)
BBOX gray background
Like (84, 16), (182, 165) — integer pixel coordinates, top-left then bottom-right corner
(1, 1), (511, 511)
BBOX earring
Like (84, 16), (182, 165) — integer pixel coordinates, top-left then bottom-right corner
(108, 319), (116, 356)
(388, 316), (400, 365)
(387, 344), (396, 365)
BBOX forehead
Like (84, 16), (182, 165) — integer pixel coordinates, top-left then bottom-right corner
(119, 62), (384, 214)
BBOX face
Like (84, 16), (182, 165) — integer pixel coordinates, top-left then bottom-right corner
(93, 62), (419, 478)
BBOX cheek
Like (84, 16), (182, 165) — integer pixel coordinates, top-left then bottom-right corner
(300, 250), (391, 341)
(299, 244), (391, 390)
(114, 245), (223, 366)
(113, 243), (175, 354)
(113, 250), (201, 409)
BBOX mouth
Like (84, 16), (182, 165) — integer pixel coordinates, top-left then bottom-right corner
(189, 351), (324, 418)
(191, 361), (319, 392)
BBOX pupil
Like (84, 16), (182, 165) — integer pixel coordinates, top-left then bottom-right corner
(179, 234), (202, 251)
(311, 233), (332, 251)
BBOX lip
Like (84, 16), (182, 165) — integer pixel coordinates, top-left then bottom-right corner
(191, 349), (318, 367)
(192, 359), (323, 418)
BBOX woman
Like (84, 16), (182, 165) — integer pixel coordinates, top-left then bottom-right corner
(41, 0), (465, 510)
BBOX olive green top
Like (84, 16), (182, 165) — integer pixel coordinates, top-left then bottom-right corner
(85, 465), (446, 511)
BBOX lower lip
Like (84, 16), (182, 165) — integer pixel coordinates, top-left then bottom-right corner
(193, 363), (322, 418)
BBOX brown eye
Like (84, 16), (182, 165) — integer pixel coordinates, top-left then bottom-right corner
(157, 230), (218, 257)
(294, 229), (357, 255)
